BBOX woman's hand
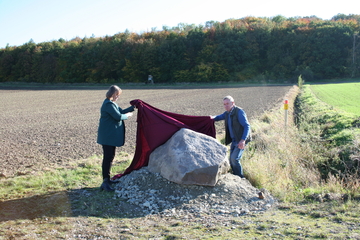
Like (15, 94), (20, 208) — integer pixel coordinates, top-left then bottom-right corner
(126, 112), (133, 117)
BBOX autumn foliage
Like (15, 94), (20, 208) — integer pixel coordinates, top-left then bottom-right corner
(1, 14), (359, 83)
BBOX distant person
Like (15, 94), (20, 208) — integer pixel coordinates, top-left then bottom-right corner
(147, 75), (154, 84)
(211, 96), (251, 178)
(97, 85), (135, 191)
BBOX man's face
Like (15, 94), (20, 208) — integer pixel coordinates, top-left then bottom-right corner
(223, 99), (234, 112)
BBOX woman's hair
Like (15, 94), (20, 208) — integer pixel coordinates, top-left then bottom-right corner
(106, 85), (122, 99)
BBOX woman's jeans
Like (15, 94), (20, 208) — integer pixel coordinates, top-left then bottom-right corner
(102, 145), (116, 180)
(230, 142), (245, 178)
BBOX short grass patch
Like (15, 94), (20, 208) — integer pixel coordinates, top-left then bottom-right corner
(0, 154), (131, 201)
(309, 82), (360, 116)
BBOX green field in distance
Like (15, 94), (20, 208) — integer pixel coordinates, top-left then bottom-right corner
(309, 82), (360, 116)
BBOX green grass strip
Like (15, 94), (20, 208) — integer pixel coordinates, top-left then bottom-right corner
(310, 83), (360, 116)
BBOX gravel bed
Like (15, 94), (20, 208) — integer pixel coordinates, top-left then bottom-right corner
(112, 167), (276, 218)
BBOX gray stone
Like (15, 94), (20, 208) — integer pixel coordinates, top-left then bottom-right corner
(148, 128), (229, 186)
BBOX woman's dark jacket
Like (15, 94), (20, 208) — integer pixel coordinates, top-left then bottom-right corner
(97, 99), (134, 147)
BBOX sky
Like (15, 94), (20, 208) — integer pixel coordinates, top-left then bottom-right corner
(0, 0), (359, 49)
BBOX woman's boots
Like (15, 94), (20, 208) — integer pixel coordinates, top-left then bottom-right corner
(100, 178), (115, 192)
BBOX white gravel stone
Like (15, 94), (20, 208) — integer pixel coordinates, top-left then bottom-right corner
(113, 167), (277, 217)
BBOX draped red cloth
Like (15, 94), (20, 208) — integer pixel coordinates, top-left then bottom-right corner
(112, 99), (216, 179)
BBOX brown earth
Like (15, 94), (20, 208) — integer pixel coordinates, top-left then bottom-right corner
(0, 84), (292, 178)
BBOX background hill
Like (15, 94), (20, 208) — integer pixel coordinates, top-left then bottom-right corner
(1, 14), (360, 84)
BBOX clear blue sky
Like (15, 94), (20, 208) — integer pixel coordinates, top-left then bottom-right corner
(0, 0), (358, 48)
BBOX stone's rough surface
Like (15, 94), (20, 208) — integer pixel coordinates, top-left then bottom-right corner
(148, 128), (229, 186)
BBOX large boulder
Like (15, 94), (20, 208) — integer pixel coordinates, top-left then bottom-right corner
(148, 128), (229, 186)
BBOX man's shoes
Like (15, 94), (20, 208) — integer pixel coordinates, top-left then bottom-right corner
(258, 192), (265, 199)
(100, 178), (115, 192)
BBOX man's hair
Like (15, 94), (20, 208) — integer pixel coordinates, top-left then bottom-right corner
(106, 85), (122, 99)
(223, 95), (234, 102)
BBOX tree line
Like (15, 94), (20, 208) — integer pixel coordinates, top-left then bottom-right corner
(1, 14), (360, 84)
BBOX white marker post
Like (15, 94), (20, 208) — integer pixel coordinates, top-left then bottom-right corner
(284, 99), (289, 131)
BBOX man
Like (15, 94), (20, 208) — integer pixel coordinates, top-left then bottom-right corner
(211, 96), (251, 178)
(147, 75), (154, 84)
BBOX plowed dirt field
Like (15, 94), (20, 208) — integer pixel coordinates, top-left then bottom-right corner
(0, 85), (292, 177)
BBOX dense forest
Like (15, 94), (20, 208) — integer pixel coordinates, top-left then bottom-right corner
(1, 14), (360, 84)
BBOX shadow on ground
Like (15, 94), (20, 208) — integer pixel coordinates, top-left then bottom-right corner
(1, 182), (227, 222)
(0, 187), (149, 222)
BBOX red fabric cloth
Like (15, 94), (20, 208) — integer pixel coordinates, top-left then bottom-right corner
(112, 99), (216, 179)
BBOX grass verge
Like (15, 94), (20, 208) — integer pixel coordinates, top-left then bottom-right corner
(0, 153), (131, 201)
(243, 85), (360, 202)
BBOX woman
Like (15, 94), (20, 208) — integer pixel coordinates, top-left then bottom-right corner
(97, 85), (135, 191)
